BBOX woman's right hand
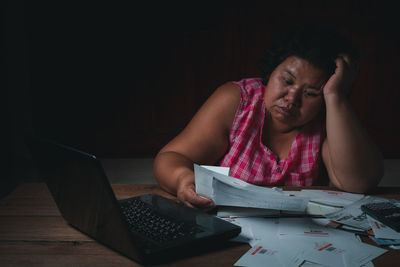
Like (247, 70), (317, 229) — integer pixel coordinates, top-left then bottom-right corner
(176, 172), (215, 211)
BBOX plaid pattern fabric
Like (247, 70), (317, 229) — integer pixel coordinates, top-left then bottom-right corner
(219, 78), (325, 186)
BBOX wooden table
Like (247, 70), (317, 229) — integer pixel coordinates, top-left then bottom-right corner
(1, 184), (400, 266)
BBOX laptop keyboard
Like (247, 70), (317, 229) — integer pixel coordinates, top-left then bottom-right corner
(119, 198), (204, 244)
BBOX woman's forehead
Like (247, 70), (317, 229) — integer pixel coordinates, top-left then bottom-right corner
(277, 56), (328, 83)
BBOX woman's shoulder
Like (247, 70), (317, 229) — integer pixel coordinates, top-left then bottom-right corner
(210, 78), (264, 114)
(231, 78), (264, 97)
(232, 77), (263, 87)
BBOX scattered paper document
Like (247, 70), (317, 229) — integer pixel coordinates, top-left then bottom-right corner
(367, 215), (400, 239)
(341, 241), (387, 267)
(278, 218), (331, 238)
(294, 238), (385, 267)
(276, 220), (385, 267)
(194, 164), (309, 211)
(353, 236), (376, 267)
(235, 239), (306, 267)
(325, 196), (388, 230)
(230, 216), (386, 267)
(234, 242), (287, 267)
(298, 190), (364, 207)
(228, 217), (280, 245)
(302, 241), (347, 267)
(300, 261), (330, 267)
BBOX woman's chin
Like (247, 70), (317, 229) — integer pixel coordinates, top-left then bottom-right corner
(272, 111), (292, 123)
(270, 113), (300, 130)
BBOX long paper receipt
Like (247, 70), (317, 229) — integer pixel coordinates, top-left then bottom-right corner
(194, 164), (309, 211)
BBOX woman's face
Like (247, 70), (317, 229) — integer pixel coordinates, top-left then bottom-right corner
(264, 56), (328, 131)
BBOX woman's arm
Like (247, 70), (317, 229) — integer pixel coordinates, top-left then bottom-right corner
(153, 82), (241, 209)
(322, 55), (384, 193)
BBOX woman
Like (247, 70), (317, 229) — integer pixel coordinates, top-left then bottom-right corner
(153, 26), (384, 210)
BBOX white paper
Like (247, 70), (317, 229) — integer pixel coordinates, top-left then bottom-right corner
(194, 164), (309, 211)
(325, 196), (388, 230)
(278, 218), (332, 239)
(230, 215), (386, 267)
(201, 165), (230, 175)
(367, 215), (400, 239)
(235, 240), (305, 267)
(300, 261), (329, 267)
(233, 217), (280, 242)
(342, 241), (387, 267)
(234, 243), (286, 267)
(288, 238), (379, 267)
(275, 219), (384, 267)
(306, 202), (343, 216)
(299, 231), (386, 267)
(354, 236), (375, 267)
(302, 241), (347, 267)
(299, 190), (364, 207)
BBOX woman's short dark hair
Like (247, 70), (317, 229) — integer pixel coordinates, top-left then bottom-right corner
(260, 25), (359, 85)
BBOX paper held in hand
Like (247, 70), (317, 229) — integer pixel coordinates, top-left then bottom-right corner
(194, 164), (309, 212)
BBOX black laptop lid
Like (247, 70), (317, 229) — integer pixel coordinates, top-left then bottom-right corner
(29, 139), (142, 261)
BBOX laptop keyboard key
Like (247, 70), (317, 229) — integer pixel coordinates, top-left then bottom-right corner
(119, 198), (204, 244)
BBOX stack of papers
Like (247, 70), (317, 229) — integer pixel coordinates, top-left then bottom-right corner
(193, 165), (400, 266)
(228, 216), (386, 267)
(297, 189), (365, 207)
(194, 164), (309, 211)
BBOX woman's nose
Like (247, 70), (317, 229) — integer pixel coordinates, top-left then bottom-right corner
(285, 88), (302, 106)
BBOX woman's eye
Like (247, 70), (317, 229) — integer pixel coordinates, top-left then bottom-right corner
(304, 90), (319, 97)
(283, 78), (293, 85)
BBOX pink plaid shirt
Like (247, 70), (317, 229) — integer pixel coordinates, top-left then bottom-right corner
(219, 78), (327, 186)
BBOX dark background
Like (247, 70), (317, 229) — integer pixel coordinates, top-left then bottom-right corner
(4, 0), (400, 196)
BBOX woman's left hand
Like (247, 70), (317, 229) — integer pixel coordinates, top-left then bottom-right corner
(323, 54), (359, 99)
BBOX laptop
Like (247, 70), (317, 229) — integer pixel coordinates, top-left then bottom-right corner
(28, 139), (241, 264)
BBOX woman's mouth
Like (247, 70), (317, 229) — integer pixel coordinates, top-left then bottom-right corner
(276, 106), (292, 117)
